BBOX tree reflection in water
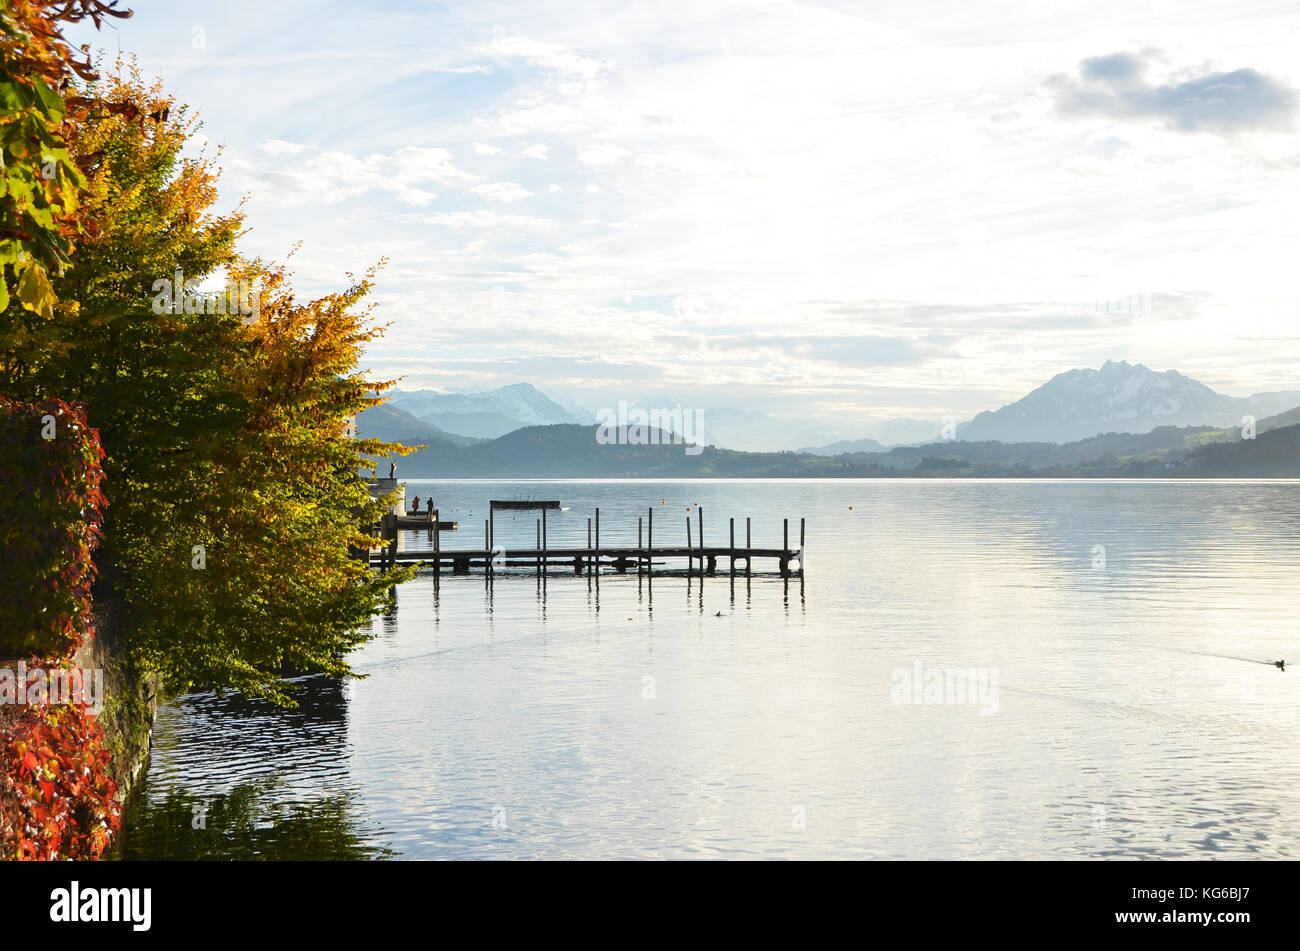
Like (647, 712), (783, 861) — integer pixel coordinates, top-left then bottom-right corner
(111, 780), (393, 860)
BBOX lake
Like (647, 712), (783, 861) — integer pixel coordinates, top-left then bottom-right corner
(114, 479), (1300, 859)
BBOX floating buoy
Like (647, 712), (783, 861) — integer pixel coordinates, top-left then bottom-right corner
(849, 506), (854, 510)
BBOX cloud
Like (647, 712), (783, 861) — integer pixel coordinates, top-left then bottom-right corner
(702, 333), (934, 367)
(257, 138), (311, 156)
(486, 33), (610, 79)
(229, 145), (480, 207)
(579, 142), (629, 166)
(1048, 51), (1298, 134)
(473, 181), (535, 203)
(474, 142), (503, 155)
(419, 210), (555, 229)
(520, 142), (550, 159)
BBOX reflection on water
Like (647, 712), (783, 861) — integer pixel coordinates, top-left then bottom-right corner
(119, 480), (1300, 859)
(113, 782), (392, 861)
(114, 676), (392, 860)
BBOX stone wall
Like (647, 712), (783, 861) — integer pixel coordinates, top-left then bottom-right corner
(73, 598), (159, 799)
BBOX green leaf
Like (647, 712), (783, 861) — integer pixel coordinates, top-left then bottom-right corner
(32, 80), (65, 123)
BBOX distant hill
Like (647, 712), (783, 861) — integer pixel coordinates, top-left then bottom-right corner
(1258, 404), (1300, 432)
(958, 360), (1300, 444)
(799, 437), (887, 455)
(1179, 423), (1300, 476)
(355, 403), (483, 449)
(374, 416), (1300, 479)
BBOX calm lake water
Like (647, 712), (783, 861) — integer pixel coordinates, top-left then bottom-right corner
(115, 479), (1300, 859)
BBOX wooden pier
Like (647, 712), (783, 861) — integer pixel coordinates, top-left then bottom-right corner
(393, 514), (458, 530)
(369, 505), (805, 579)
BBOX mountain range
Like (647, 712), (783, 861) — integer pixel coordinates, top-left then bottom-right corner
(386, 383), (582, 439)
(366, 361), (1300, 457)
(956, 360), (1300, 444)
(354, 407), (1300, 479)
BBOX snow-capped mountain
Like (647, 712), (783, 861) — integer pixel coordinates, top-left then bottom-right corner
(957, 360), (1300, 444)
(388, 383), (584, 439)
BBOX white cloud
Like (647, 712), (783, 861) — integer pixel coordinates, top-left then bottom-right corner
(226, 145), (479, 208)
(578, 142), (629, 166)
(486, 33), (610, 79)
(474, 181), (535, 203)
(521, 142), (550, 159)
(256, 138), (309, 156)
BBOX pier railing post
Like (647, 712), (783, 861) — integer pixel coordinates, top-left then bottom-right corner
(697, 506), (703, 578)
(686, 515), (692, 576)
(746, 517), (751, 577)
(800, 517), (806, 573)
(782, 517), (790, 578)
(382, 512), (398, 569)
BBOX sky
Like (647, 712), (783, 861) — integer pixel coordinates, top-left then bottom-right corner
(68, 0), (1300, 433)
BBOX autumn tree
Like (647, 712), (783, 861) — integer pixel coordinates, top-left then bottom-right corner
(0, 0), (130, 317)
(1, 64), (413, 703)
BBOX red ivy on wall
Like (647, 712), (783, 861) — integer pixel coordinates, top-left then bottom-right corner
(0, 399), (120, 860)
(0, 398), (106, 658)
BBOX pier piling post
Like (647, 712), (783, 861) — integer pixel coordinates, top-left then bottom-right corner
(782, 518), (790, 577)
(433, 508), (440, 583)
(595, 507), (600, 576)
(638, 517), (644, 574)
(686, 516), (692, 576)
(647, 507), (653, 576)
(697, 506), (703, 578)
(746, 517), (751, 577)
(587, 517), (592, 575)
(730, 518), (735, 575)
(542, 507), (548, 576)
(382, 512), (398, 569)
(536, 519), (541, 576)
